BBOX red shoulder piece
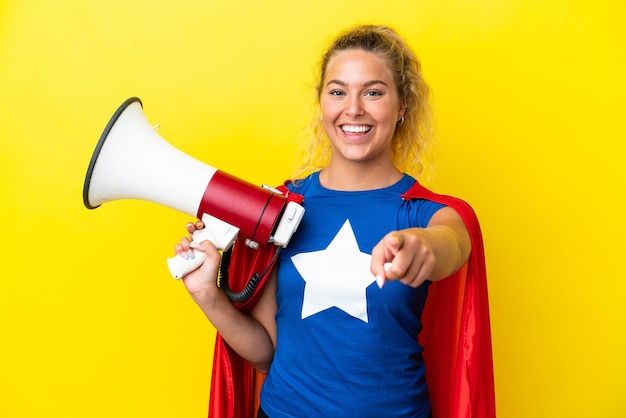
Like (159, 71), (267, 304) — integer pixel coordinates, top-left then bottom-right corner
(208, 184), (302, 418)
(402, 182), (496, 418)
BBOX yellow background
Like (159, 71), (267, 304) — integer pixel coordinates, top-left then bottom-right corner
(1, 1), (625, 417)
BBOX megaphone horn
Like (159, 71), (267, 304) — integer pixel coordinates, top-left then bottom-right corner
(83, 97), (304, 281)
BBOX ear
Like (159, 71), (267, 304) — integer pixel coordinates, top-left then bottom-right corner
(397, 100), (408, 121)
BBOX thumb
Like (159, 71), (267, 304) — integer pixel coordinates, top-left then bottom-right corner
(384, 232), (403, 255)
(190, 240), (221, 261)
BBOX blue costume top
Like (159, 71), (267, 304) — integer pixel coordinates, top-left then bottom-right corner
(259, 172), (445, 418)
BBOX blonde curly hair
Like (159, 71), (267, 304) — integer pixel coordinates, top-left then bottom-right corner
(292, 24), (436, 183)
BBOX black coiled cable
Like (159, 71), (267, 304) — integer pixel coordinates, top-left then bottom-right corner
(218, 245), (281, 304)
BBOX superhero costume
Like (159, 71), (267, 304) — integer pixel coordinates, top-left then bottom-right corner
(207, 175), (495, 418)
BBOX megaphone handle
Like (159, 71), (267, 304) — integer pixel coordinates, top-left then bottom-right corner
(167, 250), (207, 279)
(166, 214), (240, 280)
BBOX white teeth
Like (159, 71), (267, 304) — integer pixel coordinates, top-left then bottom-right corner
(342, 125), (371, 133)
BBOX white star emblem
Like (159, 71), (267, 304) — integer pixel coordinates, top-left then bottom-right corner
(290, 220), (376, 322)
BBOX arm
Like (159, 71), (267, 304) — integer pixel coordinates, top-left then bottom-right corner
(370, 206), (471, 288)
(175, 228), (277, 373)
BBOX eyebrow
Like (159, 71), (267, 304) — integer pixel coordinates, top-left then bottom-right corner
(325, 79), (389, 88)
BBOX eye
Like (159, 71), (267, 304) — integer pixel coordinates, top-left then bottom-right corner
(365, 90), (383, 97)
(329, 89), (345, 96)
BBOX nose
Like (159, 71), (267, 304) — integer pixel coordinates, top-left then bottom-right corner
(346, 95), (364, 118)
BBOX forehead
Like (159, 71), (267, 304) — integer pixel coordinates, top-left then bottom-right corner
(323, 49), (395, 84)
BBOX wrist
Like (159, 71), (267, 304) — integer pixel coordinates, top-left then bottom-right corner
(188, 284), (228, 310)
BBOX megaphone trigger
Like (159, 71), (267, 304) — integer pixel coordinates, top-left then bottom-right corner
(193, 213), (240, 252)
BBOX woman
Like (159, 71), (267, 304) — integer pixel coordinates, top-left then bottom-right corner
(176, 25), (472, 417)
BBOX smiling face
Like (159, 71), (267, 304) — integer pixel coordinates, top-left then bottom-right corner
(320, 49), (405, 168)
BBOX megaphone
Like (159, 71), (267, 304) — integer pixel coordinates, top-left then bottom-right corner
(83, 97), (304, 281)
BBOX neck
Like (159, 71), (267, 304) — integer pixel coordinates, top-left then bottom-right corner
(319, 161), (403, 191)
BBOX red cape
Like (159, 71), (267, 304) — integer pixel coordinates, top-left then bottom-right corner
(207, 182), (496, 418)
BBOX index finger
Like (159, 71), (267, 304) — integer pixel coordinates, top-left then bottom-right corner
(186, 219), (204, 234)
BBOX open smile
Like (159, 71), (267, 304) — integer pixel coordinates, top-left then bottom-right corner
(341, 124), (373, 134)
